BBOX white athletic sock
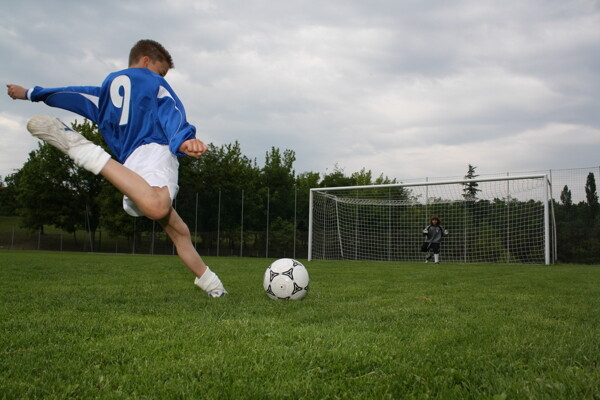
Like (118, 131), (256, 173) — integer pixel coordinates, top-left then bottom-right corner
(68, 143), (111, 175)
(194, 266), (226, 293)
(434, 254), (440, 263)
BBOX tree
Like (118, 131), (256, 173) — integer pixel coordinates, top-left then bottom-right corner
(261, 147), (297, 256)
(6, 120), (108, 249)
(351, 168), (373, 186)
(320, 164), (354, 188)
(373, 172), (398, 185)
(350, 168), (398, 186)
(0, 175), (18, 216)
(585, 172), (599, 218)
(70, 120), (109, 248)
(97, 179), (137, 239)
(462, 164), (480, 201)
(8, 144), (78, 234)
(295, 171), (320, 231)
(178, 141), (261, 232)
(560, 185), (572, 207)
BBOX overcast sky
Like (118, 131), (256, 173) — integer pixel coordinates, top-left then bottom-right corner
(1, 0), (599, 184)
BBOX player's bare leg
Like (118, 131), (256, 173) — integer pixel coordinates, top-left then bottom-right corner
(100, 159), (172, 220)
(158, 207), (227, 297)
(158, 206), (207, 277)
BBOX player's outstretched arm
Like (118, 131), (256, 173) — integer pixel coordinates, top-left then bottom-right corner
(6, 84), (28, 100)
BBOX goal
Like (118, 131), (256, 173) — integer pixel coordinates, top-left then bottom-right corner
(308, 175), (555, 264)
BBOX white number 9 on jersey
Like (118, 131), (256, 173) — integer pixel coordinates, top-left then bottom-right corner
(110, 75), (131, 125)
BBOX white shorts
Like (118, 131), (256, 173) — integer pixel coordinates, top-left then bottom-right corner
(122, 143), (179, 217)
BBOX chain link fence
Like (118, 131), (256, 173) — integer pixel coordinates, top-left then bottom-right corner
(0, 166), (597, 259)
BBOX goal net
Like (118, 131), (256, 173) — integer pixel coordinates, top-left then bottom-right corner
(308, 175), (554, 264)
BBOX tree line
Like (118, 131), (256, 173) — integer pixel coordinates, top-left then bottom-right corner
(0, 122), (598, 263)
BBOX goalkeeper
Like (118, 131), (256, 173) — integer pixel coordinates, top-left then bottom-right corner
(421, 216), (448, 264)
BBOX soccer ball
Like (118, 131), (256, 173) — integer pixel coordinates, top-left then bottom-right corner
(263, 258), (309, 300)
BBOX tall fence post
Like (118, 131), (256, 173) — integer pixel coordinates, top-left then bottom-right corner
(194, 192), (198, 249)
(506, 172), (511, 263)
(217, 189), (221, 256)
(266, 187), (270, 258)
(293, 186), (297, 259)
(240, 189), (244, 257)
(151, 220), (155, 255)
(172, 198), (176, 255)
(463, 201), (467, 263)
(132, 218), (136, 254)
(85, 203), (94, 252)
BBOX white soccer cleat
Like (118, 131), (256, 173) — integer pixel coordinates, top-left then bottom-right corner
(27, 115), (110, 175)
(194, 266), (227, 298)
(27, 115), (73, 154)
(207, 289), (227, 298)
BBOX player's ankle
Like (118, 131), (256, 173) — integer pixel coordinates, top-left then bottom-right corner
(194, 266), (227, 297)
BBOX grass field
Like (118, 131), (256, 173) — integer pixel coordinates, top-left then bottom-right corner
(1, 251), (599, 399)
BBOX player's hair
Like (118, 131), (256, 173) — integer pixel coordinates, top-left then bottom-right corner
(129, 39), (174, 68)
(430, 216), (441, 225)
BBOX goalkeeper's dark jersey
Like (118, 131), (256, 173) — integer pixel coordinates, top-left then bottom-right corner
(423, 225), (447, 243)
(27, 68), (196, 163)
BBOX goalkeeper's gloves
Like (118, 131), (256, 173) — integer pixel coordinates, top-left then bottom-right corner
(422, 229), (429, 234)
(444, 230), (449, 235)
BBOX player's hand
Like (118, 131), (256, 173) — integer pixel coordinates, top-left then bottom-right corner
(444, 230), (449, 235)
(422, 229), (428, 234)
(179, 138), (208, 158)
(6, 84), (27, 100)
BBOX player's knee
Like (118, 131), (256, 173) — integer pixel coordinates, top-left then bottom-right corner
(142, 187), (172, 220)
(149, 206), (170, 221)
(143, 198), (171, 220)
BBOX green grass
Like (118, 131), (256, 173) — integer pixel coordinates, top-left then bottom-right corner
(1, 251), (599, 399)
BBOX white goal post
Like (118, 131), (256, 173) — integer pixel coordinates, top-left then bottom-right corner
(308, 175), (555, 264)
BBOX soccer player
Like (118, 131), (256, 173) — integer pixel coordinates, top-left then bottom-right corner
(6, 39), (227, 297)
(421, 216), (448, 264)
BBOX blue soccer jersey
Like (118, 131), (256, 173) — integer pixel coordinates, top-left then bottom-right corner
(27, 68), (196, 162)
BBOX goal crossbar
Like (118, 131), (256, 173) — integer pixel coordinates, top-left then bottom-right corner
(309, 174), (550, 193)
